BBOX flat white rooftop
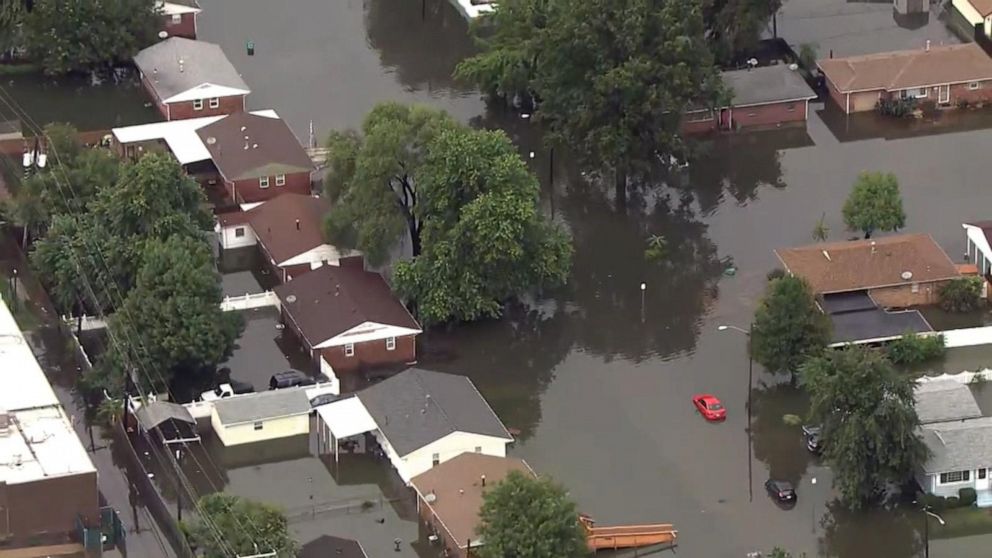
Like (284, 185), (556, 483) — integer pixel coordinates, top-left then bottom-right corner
(0, 299), (96, 484)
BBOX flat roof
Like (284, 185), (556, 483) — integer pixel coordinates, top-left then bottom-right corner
(722, 64), (817, 107)
(820, 291), (877, 315)
(213, 388), (310, 426)
(0, 299), (96, 484)
(829, 308), (933, 345)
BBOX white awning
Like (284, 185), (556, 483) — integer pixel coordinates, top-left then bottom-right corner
(316, 396), (377, 439)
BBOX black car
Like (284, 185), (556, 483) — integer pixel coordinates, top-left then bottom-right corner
(269, 369), (312, 390)
(802, 424), (823, 454)
(765, 479), (797, 504)
(309, 393), (339, 408)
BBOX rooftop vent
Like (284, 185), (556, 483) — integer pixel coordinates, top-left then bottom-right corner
(901, 271), (913, 281)
(425, 492), (437, 503)
(286, 295), (297, 303)
(206, 136), (216, 145)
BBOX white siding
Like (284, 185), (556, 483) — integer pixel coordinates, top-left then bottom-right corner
(217, 223), (257, 250)
(955, 0), (983, 26)
(210, 412), (310, 446)
(279, 244), (354, 268)
(385, 431), (510, 484)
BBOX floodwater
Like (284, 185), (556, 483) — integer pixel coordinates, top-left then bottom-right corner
(8, 0), (992, 555)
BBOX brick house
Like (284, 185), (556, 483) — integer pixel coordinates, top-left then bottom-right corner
(158, 0), (201, 39)
(274, 265), (422, 376)
(952, 0), (992, 38)
(197, 111), (315, 205)
(134, 37), (250, 121)
(683, 64), (817, 133)
(410, 454), (535, 558)
(776, 233), (961, 308)
(818, 42), (992, 114)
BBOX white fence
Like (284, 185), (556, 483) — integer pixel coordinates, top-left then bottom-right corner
(942, 325), (992, 349)
(219, 291), (279, 312)
(62, 314), (109, 332)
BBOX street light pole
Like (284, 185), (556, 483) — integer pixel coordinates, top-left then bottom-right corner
(923, 507), (945, 558)
(718, 323), (755, 502)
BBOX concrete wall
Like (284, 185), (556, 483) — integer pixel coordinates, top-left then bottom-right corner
(868, 279), (951, 307)
(396, 433), (509, 484)
(226, 171), (311, 204)
(210, 412), (310, 446)
(319, 334), (416, 373)
(0, 472), (99, 540)
(167, 94), (245, 121)
(162, 12), (197, 39)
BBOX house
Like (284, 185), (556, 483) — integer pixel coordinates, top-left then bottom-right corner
(274, 265), (422, 375)
(683, 64), (818, 133)
(134, 37), (249, 121)
(953, 0), (992, 38)
(776, 234), (961, 307)
(210, 388), (311, 446)
(963, 221), (992, 279)
(0, 299), (99, 551)
(300, 535), (368, 558)
(818, 43), (992, 114)
(158, 0), (202, 39)
(196, 111), (315, 204)
(410, 454), (535, 557)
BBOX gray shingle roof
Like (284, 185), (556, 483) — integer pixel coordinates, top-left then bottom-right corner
(722, 64), (817, 107)
(915, 379), (984, 425)
(213, 389), (310, 426)
(136, 400), (195, 430)
(922, 417), (992, 474)
(357, 368), (512, 456)
(134, 37), (248, 101)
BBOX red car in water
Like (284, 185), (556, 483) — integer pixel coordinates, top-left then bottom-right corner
(692, 393), (726, 421)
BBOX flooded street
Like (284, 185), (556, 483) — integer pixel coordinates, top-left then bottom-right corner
(7, 0), (992, 555)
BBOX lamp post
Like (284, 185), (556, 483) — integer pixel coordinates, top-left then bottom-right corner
(640, 283), (646, 323)
(810, 477), (817, 534)
(718, 323), (754, 502)
(922, 505), (945, 558)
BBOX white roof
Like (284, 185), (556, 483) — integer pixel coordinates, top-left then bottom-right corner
(165, 84), (251, 104)
(112, 109), (279, 165)
(316, 397), (378, 439)
(159, 1), (202, 15)
(0, 300), (95, 484)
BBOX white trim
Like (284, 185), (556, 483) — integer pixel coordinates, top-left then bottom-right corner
(159, 1), (202, 15)
(277, 244), (358, 268)
(344, 343), (355, 357)
(192, 98), (204, 111)
(275, 174), (286, 186)
(386, 336), (396, 351)
(209, 97), (219, 109)
(315, 322), (422, 349)
(164, 83), (250, 104)
(259, 176), (270, 189)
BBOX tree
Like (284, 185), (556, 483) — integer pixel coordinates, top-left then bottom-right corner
(98, 235), (242, 393)
(751, 275), (831, 377)
(811, 212), (829, 242)
(842, 172), (905, 239)
(23, 0), (159, 75)
(326, 103), (571, 325)
(800, 346), (928, 509)
(185, 494), (298, 558)
(939, 276), (984, 313)
(476, 471), (588, 558)
(703, 0), (783, 63)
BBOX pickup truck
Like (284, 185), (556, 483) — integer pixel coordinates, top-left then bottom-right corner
(201, 380), (255, 402)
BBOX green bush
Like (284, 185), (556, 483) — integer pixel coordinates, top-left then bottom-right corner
(923, 493), (947, 511)
(940, 277), (984, 313)
(887, 333), (946, 365)
(947, 496), (961, 509)
(959, 487), (978, 507)
(766, 268), (786, 281)
(876, 97), (917, 117)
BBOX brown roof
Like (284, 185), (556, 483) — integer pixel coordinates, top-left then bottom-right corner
(969, 0), (992, 16)
(246, 194), (331, 264)
(217, 210), (251, 227)
(775, 233), (960, 294)
(274, 265), (421, 347)
(818, 43), (992, 93)
(410, 454), (534, 549)
(197, 112), (313, 181)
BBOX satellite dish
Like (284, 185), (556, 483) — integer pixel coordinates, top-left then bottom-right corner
(158, 31), (169, 39)
(206, 137), (217, 145)
(901, 271), (913, 281)
(286, 295), (297, 303)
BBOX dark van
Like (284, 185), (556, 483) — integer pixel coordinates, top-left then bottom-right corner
(269, 369), (313, 390)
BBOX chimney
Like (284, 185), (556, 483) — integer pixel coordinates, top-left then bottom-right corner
(481, 474), (486, 487)
(295, 219), (300, 230)
(926, 40), (931, 52)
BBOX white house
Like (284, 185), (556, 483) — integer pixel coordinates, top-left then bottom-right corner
(210, 389), (311, 446)
(316, 368), (513, 483)
(953, 0), (992, 37)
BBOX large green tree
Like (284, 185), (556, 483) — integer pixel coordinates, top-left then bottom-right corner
(751, 275), (831, 377)
(800, 346), (928, 509)
(23, 0), (159, 75)
(325, 103), (572, 326)
(98, 235), (242, 393)
(842, 171), (905, 239)
(703, 0), (783, 63)
(185, 494), (298, 558)
(476, 471), (588, 558)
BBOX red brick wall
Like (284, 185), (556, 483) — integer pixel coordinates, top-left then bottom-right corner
(681, 111), (717, 134)
(825, 77), (849, 113)
(869, 280), (952, 308)
(226, 171), (311, 203)
(167, 95), (246, 120)
(948, 81), (992, 105)
(729, 101), (808, 130)
(162, 12), (197, 39)
(320, 334), (416, 373)
(0, 472), (99, 539)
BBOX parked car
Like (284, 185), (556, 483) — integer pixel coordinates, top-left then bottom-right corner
(309, 393), (339, 409)
(802, 424), (822, 454)
(765, 479), (797, 504)
(691, 393), (727, 421)
(269, 369), (312, 390)
(200, 380), (255, 402)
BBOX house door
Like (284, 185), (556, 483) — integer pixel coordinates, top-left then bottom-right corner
(977, 468), (991, 491)
(719, 108), (732, 130)
(938, 84), (950, 105)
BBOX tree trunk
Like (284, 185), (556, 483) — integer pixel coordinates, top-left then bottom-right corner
(21, 225), (27, 250)
(409, 223), (422, 258)
(614, 165), (628, 213)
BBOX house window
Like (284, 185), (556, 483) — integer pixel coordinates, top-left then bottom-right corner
(939, 470), (970, 484)
(275, 174), (286, 186)
(386, 337), (396, 351)
(786, 103), (796, 112)
(171, 13), (182, 24)
(685, 110), (713, 123)
(475, 446), (482, 453)
(193, 99), (203, 111)
(970, 82), (982, 91)
(903, 87), (927, 99)
(234, 227), (245, 238)
(911, 283), (920, 293)
(344, 343), (355, 357)
(432, 453), (440, 466)
(253, 421), (264, 431)
(980, 468), (988, 479)
(209, 97), (220, 109)
(259, 176), (270, 189)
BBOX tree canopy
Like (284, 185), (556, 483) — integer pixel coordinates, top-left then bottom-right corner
(800, 346), (928, 508)
(476, 471), (589, 558)
(842, 171), (905, 239)
(751, 275), (831, 376)
(23, 0), (159, 75)
(325, 102), (572, 326)
(185, 494), (298, 558)
(703, 0), (783, 63)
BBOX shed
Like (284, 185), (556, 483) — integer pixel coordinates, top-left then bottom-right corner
(135, 400), (199, 445)
(210, 389), (310, 446)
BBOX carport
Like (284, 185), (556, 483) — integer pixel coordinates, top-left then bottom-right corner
(135, 400), (200, 445)
(315, 396), (378, 462)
